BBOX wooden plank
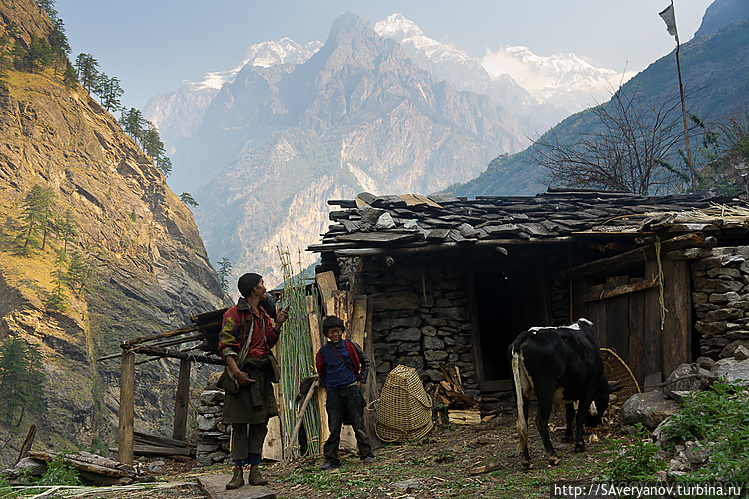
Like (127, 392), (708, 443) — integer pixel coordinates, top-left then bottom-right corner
(133, 432), (195, 449)
(642, 261), (662, 379)
(582, 277), (660, 303)
(316, 271), (338, 315)
(172, 359), (191, 441)
(562, 232), (706, 279)
(448, 410), (482, 425)
(262, 386), (283, 461)
(121, 324), (200, 347)
(606, 276), (630, 361)
(307, 299), (328, 453)
(118, 350), (135, 465)
(16, 425), (36, 465)
(662, 259), (691, 377)
(628, 282), (646, 386)
(350, 296), (367, 346)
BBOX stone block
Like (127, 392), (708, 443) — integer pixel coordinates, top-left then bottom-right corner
(386, 328), (422, 342)
(705, 308), (744, 322)
(424, 350), (448, 361)
(692, 292), (708, 304)
(709, 291), (741, 303)
(423, 336), (445, 350)
(372, 291), (420, 311)
(199, 390), (224, 406)
(373, 315), (422, 330)
(397, 341), (421, 354)
(707, 267), (741, 279)
(693, 278), (743, 293)
(431, 307), (466, 320)
(421, 325), (437, 337)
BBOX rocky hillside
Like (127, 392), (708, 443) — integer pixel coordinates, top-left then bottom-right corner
(0, 0), (225, 467)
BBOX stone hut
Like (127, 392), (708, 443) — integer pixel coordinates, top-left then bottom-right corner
(308, 190), (749, 393)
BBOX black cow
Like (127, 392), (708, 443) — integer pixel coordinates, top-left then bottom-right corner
(508, 318), (617, 469)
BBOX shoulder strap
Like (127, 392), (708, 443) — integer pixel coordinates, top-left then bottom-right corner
(330, 340), (361, 382)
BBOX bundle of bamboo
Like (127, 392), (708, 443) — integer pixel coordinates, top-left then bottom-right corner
(277, 248), (322, 459)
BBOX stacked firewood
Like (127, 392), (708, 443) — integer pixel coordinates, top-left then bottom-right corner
(424, 363), (497, 425)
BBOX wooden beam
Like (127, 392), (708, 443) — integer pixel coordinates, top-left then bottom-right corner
(582, 277), (660, 303)
(316, 271), (338, 315)
(172, 358), (191, 441)
(562, 232), (705, 279)
(118, 350), (135, 465)
(121, 324), (199, 347)
(129, 345), (224, 365)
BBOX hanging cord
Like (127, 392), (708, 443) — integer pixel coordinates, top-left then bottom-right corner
(655, 236), (668, 330)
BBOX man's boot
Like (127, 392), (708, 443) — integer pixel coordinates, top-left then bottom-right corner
(226, 466), (244, 490)
(248, 464), (268, 486)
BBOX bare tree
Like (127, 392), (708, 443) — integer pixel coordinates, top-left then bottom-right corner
(533, 83), (697, 195)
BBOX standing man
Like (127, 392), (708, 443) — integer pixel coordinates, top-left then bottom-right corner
(219, 273), (289, 489)
(315, 315), (375, 470)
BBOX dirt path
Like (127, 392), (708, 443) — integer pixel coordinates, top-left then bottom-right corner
(67, 403), (626, 499)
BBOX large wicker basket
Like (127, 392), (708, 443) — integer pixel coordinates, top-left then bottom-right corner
(600, 348), (641, 404)
(375, 365), (433, 442)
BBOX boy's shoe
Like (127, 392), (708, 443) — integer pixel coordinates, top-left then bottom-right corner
(321, 462), (341, 470)
(361, 457), (375, 464)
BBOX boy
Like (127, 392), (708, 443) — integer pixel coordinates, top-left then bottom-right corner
(315, 315), (375, 469)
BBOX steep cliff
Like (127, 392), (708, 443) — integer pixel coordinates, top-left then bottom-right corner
(0, 0), (225, 466)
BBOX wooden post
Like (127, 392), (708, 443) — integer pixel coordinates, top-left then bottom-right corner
(118, 350), (135, 465)
(172, 358), (191, 441)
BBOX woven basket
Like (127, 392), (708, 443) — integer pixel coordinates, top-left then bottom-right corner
(600, 348), (641, 404)
(375, 365), (433, 442)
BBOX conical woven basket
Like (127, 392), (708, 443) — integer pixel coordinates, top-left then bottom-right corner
(600, 348), (640, 404)
(375, 365), (433, 442)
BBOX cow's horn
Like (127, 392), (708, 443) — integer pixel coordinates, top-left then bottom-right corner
(608, 379), (621, 388)
(588, 401), (598, 416)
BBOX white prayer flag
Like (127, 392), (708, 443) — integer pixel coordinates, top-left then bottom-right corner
(659, 4), (678, 38)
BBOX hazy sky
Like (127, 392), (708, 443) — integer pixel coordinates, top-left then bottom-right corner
(56, 0), (714, 111)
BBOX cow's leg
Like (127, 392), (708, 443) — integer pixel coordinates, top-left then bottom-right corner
(562, 402), (575, 443)
(534, 385), (561, 466)
(574, 396), (594, 452)
(519, 395), (532, 468)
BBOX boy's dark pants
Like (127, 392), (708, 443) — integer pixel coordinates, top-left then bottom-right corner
(323, 384), (373, 464)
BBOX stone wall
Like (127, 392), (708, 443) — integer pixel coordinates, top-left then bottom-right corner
(691, 246), (749, 359)
(353, 254), (477, 390)
(195, 389), (231, 467)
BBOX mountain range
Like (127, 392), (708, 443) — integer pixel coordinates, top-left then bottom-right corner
(145, 13), (634, 285)
(450, 0), (749, 197)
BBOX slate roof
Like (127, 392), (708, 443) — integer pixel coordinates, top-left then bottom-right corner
(308, 189), (744, 254)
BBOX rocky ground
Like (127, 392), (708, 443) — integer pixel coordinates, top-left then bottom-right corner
(35, 400), (628, 499)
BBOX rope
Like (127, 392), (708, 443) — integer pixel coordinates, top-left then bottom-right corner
(654, 236), (668, 330)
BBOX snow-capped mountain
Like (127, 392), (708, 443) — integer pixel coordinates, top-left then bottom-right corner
(481, 45), (637, 112)
(375, 13), (634, 119)
(144, 38), (322, 144)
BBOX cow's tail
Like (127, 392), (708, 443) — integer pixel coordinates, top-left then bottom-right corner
(511, 343), (528, 456)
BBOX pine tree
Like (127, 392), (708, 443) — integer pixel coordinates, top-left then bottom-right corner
(0, 337), (46, 426)
(217, 257), (233, 295)
(179, 192), (199, 208)
(97, 73), (123, 112)
(66, 250), (96, 297)
(119, 107), (146, 144)
(57, 208), (78, 256)
(46, 249), (68, 311)
(19, 184), (56, 252)
(74, 53), (99, 94)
